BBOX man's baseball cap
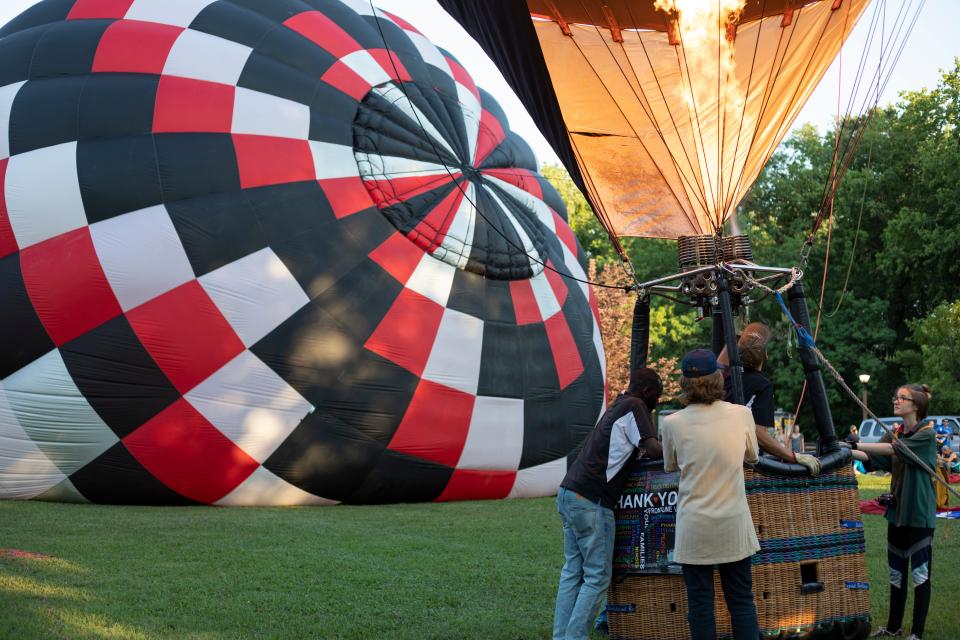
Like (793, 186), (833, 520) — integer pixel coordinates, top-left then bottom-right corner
(681, 349), (718, 378)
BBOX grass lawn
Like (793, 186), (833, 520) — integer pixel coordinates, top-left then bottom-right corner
(1, 475), (958, 639)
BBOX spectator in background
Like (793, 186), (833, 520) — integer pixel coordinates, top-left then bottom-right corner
(935, 437), (958, 508)
(846, 425), (861, 445)
(790, 424), (805, 455)
(940, 442), (959, 473)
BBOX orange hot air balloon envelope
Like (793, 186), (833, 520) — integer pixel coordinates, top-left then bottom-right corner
(442, 0), (871, 239)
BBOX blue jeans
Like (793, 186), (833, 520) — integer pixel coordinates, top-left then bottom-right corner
(681, 556), (759, 640)
(553, 487), (615, 640)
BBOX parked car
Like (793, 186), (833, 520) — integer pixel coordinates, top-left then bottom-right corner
(857, 417), (902, 443)
(857, 415), (960, 449)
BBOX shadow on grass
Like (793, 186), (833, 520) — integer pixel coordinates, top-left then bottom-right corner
(0, 499), (561, 639)
(0, 551), (143, 639)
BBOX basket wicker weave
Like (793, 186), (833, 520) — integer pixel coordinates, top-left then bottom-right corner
(608, 465), (870, 640)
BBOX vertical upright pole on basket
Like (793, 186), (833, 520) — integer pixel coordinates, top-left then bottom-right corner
(717, 272), (744, 405)
(630, 294), (651, 378)
(711, 310), (725, 356)
(786, 281), (839, 452)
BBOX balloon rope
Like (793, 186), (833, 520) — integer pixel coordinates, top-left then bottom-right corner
(806, 0), (925, 249)
(731, 269), (960, 501)
(768, 291), (960, 501)
(366, 0), (631, 290)
(826, 137), (874, 318)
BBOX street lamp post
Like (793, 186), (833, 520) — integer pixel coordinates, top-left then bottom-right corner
(858, 374), (871, 422)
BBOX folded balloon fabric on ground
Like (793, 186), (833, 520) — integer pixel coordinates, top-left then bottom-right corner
(0, 0), (605, 506)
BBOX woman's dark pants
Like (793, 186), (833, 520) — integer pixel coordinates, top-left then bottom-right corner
(681, 556), (759, 640)
(886, 523), (934, 638)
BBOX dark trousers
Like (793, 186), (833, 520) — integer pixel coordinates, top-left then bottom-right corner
(681, 556), (759, 640)
(886, 523), (934, 638)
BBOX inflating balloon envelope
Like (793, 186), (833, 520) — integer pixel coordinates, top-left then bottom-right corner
(0, 0), (606, 505)
(440, 0), (918, 474)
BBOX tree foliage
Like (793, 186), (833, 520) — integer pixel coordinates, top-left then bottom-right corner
(587, 261), (681, 404)
(547, 61), (960, 433)
(895, 301), (960, 412)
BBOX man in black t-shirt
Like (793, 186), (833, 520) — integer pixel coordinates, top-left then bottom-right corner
(720, 323), (821, 475)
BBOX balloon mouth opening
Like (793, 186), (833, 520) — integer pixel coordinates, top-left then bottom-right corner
(351, 81), (546, 281)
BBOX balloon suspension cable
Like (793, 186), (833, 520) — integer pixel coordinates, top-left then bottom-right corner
(805, 0), (925, 260)
(751, 285), (960, 501)
(827, 137), (874, 318)
(796, 0), (923, 410)
(367, 0), (631, 292)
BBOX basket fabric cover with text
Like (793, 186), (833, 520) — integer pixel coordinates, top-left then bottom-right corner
(609, 464), (870, 640)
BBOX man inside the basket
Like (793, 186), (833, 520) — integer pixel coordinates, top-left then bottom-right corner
(553, 367), (664, 640)
(719, 322), (821, 476)
(661, 349), (760, 640)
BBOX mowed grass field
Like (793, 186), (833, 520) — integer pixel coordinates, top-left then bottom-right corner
(1, 475), (958, 640)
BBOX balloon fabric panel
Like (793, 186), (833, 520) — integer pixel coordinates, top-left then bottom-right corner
(0, 0), (605, 505)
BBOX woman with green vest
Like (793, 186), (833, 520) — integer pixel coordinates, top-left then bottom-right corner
(849, 384), (937, 640)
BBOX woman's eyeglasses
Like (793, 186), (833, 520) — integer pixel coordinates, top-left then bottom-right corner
(891, 395), (913, 403)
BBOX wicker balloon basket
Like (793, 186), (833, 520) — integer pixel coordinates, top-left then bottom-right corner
(608, 464), (871, 640)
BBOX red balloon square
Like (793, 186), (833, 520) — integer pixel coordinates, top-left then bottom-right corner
(19, 227), (122, 346)
(233, 134), (314, 189)
(126, 280), (244, 394)
(388, 379), (475, 468)
(509, 278), (541, 326)
(545, 312), (584, 391)
(365, 288), (444, 378)
(67, 0), (134, 20)
(369, 232), (425, 285)
(284, 11), (362, 59)
(321, 61), (372, 102)
(154, 76), (234, 134)
(318, 176), (374, 219)
(436, 469), (516, 502)
(0, 159), (17, 259)
(124, 398), (259, 504)
(93, 20), (183, 75)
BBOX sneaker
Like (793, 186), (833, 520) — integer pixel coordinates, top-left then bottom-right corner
(870, 628), (902, 638)
(906, 635), (922, 640)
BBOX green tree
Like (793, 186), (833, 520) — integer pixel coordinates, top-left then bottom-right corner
(895, 300), (960, 411)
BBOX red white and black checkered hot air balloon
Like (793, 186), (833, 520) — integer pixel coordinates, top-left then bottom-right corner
(0, 0), (605, 505)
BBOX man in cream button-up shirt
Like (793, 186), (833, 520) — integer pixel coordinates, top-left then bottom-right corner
(661, 349), (760, 640)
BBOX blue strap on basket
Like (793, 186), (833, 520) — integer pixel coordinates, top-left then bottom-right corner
(775, 291), (816, 348)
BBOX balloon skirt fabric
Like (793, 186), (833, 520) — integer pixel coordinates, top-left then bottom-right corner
(0, 0), (606, 506)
